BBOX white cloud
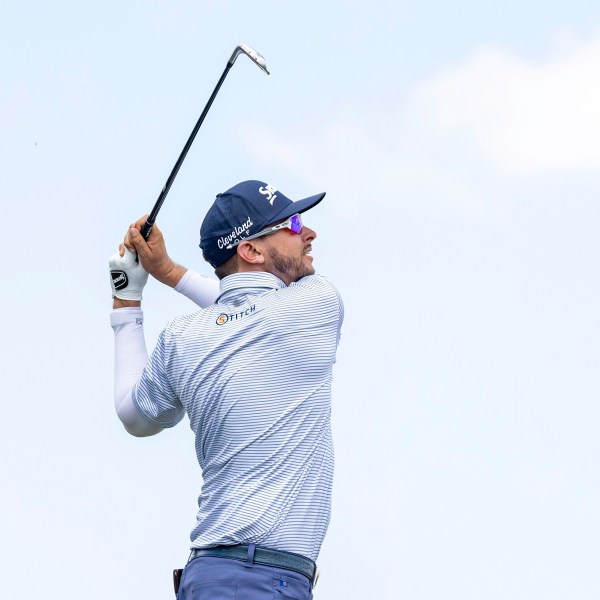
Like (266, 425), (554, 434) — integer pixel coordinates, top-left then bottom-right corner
(409, 33), (600, 173)
(239, 31), (600, 227)
(240, 117), (492, 225)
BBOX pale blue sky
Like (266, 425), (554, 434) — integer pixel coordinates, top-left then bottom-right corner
(1, 2), (599, 599)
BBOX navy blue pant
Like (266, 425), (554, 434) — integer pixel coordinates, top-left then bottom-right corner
(177, 556), (313, 600)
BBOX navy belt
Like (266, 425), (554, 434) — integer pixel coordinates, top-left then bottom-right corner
(189, 544), (317, 585)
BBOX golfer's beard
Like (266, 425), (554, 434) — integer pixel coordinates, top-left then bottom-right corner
(268, 247), (314, 283)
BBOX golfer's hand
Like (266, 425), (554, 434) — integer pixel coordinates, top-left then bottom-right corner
(109, 246), (148, 301)
(123, 216), (186, 288)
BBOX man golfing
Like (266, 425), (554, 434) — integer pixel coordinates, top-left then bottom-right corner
(109, 180), (344, 599)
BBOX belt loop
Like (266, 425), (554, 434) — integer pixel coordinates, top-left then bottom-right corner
(245, 543), (256, 568)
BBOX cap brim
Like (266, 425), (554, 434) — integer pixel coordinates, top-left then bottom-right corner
(267, 192), (326, 225)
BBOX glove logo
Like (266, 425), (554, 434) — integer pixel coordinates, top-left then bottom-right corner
(111, 270), (129, 291)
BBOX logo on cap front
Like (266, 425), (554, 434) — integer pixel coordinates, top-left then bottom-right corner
(258, 184), (278, 205)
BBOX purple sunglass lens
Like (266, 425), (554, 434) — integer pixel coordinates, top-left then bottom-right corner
(289, 214), (303, 233)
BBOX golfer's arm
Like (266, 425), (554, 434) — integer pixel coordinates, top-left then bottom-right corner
(174, 270), (220, 307)
(111, 307), (163, 437)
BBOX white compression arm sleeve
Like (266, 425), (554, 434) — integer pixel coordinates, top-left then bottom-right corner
(111, 307), (163, 437)
(175, 270), (220, 307)
(111, 272), (218, 436)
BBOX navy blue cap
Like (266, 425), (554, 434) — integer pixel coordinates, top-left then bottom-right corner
(199, 180), (325, 267)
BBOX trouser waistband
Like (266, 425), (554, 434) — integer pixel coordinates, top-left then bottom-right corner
(189, 544), (318, 585)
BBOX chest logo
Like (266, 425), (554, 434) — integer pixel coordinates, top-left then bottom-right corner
(216, 305), (257, 325)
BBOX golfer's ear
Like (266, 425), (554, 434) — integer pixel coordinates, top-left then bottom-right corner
(237, 241), (265, 265)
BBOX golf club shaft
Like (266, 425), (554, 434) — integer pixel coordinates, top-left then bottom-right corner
(140, 62), (233, 240)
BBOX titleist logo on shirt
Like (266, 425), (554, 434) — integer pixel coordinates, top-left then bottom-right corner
(217, 217), (253, 249)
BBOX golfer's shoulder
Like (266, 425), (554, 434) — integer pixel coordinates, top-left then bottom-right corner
(288, 274), (343, 304)
(161, 306), (217, 339)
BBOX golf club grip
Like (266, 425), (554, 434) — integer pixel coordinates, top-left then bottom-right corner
(141, 219), (154, 240)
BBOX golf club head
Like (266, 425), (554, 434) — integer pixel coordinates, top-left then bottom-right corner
(229, 44), (269, 74)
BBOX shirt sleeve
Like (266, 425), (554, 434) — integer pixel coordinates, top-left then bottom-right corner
(294, 275), (344, 332)
(131, 326), (186, 429)
(175, 270), (220, 307)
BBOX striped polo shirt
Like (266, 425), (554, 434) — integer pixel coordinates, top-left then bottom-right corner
(133, 272), (344, 561)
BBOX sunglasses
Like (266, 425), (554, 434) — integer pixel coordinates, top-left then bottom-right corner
(226, 213), (303, 249)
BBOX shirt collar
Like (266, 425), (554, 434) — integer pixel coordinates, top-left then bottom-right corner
(217, 272), (286, 303)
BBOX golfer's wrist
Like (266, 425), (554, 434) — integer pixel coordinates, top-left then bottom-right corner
(157, 263), (187, 288)
(113, 298), (141, 309)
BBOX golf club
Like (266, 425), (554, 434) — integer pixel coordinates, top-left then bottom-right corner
(140, 44), (269, 240)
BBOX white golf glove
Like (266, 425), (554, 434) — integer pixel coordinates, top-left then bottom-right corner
(109, 247), (149, 300)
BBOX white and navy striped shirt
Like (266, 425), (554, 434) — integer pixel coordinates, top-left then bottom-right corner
(132, 272), (344, 560)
